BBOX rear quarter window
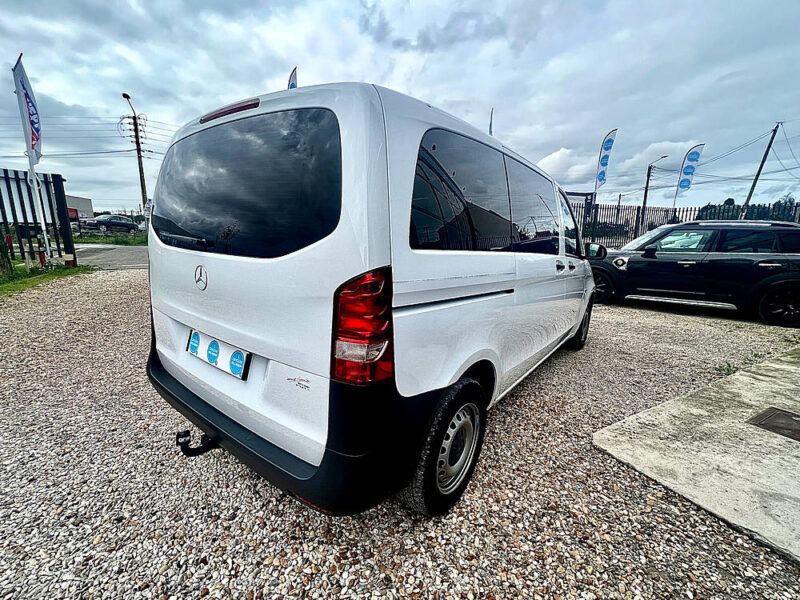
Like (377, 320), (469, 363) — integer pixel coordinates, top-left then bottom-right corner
(409, 129), (512, 252)
(778, 231), (800, 253)
(152, 108), (341, 259)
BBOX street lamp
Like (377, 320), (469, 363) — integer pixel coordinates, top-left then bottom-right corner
(638, 155), (668, 235)
(122, 92), (148, 213)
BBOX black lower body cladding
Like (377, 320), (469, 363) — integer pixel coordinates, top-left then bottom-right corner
(146, 342), (440, 515)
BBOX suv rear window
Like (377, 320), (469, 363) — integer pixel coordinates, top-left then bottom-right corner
(152, 108), (341, 259)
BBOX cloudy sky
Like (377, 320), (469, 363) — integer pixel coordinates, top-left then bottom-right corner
(1, 0), (799, 212)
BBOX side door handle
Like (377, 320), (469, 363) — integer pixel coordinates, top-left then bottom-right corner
(555, 261), (566, 272)
(568, 262), (576, 271)
(757, 262), (782, 268)
(677, 259), (697, 266)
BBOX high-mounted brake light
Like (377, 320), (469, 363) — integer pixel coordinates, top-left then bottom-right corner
(331, 267), (394, 384)
(199, 98), (260, 124)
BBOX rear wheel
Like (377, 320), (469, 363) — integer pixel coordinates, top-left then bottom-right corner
(592, 270), (614, 303)
(567, 298), (593, 350)
(401, 378), (487, 516)
(758, 284), (800, 327)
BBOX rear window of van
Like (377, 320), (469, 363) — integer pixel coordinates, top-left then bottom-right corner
(152, 108), (341, 259)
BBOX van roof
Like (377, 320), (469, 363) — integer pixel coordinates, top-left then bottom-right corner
(174, 82), (547, 182)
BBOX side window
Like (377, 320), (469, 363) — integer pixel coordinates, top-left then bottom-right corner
(559, 194), (582, 257)
(778, 231), (800, 253)
(506, 158), (559, 255)
(717, 230), (777, 253)
(410, 129), (511, 252)
(656, 229), (715, 252)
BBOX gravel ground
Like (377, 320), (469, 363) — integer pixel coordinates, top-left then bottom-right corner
(1, 270), (799, 600)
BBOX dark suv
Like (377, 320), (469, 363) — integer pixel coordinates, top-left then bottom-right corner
(590, 221), (800, 326)
(82, 214), (138, 234)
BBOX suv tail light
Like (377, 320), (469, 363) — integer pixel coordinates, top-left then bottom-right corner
(331, 267), (393, 384)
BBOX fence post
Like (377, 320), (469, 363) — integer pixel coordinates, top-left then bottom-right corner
(51, 174), (77, 266)
(12, 171), (37, 259)
(42, 174), (62, 258)
(590, 203), (599, 243)
(3, 169), (25, 261)
(0, 174), (13, 260)
(633, 206), (642, 238)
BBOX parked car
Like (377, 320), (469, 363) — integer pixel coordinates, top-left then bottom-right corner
(589, 220), (800, 326)
(81, 214), (138, 234)
(146, 83), (606, 516)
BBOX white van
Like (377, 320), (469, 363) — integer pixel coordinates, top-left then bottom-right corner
(147, 83), (604, 515)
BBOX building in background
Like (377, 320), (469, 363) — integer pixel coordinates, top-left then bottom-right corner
(66, 195), (94, 219)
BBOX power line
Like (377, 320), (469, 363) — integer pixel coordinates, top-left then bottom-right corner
(698, 130), (772, 167)
(780, 123), (800, 168)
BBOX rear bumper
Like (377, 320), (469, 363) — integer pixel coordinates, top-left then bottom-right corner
(147, 345), (438, 515)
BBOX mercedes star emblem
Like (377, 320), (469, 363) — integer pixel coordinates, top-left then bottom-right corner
(194, 265), (208, 290)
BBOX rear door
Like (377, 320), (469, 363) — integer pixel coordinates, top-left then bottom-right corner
(703, 228), (785, 306)
(149, 90), (389, 467)
(624, 228), (716, 300)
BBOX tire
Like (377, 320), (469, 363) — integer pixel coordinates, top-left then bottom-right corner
(592, 270), (614, 304)
(567, 298), (593, 350)
(758, 284), (800, 327)
(401, 378), (487, 516)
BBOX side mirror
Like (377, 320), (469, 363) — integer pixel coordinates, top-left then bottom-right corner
(643, 244), (658, 258)
(585, 242), (607, 260)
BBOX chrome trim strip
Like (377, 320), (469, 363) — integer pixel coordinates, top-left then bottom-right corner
(624, 295), (738, 310)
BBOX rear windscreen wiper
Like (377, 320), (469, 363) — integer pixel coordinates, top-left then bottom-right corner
(156, 230), (215, 249)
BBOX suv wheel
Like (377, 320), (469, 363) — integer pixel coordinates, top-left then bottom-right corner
(758, 284), (800, 327)
(593, 271), (614, 303)
(567, 298), (593, 350)
(401, 378), (487, 516)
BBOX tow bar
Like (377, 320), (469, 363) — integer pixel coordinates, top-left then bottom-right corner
(175, 430), (218, 457)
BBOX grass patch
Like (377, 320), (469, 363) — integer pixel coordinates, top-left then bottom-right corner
(0, 265), (94, 295)
(713, 362), (738, 376)
(76, 233), (147, 246)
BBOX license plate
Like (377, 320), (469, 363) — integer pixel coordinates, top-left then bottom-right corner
(187, 330), (251, 380)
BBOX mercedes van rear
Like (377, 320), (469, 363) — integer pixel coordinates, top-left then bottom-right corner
(147, 83), (598, 515)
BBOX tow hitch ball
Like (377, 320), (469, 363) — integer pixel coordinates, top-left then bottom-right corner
(175, 430), (218, 457)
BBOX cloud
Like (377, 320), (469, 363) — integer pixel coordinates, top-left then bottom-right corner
(0, 0), (799, 210)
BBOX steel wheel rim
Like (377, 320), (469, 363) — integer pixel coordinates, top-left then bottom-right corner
(436, 403), (480, 495)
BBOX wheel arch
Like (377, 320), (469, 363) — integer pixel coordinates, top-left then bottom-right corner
(450, 355), (498, 404)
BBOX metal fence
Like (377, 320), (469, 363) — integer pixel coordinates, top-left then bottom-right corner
(571, 201), (800, 248)
(0, 168), (77, 264)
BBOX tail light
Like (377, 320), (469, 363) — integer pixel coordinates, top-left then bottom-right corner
(331, 267), (393, 384)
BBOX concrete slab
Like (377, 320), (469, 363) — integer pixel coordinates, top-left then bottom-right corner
(594, 347), (800, 563)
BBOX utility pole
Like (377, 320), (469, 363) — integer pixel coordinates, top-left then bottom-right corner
(122, 93), (148, 211)
(741, 121), (781, 218)
(639, 155), (668, 234)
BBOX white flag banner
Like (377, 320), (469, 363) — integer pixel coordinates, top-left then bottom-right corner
(676, 143), (705, 196)
(288, 66), (297, 89)
(12, 55), (42, 165)
(595, 128), (617, 189)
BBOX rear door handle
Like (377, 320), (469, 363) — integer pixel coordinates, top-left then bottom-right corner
(758, 263), (782, 268)
(555, 261), (566, 272)
(677, 260), (696, 265)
